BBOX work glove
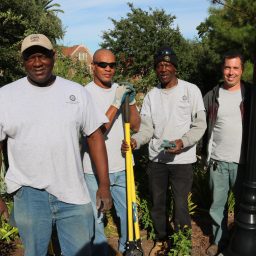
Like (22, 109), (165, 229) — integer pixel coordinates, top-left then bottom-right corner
(119, 82), (136, 105)
(112, 82), (136, 108)
(159, 139), (176, 150)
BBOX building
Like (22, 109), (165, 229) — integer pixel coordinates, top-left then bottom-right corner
(62, 45), (93, 72)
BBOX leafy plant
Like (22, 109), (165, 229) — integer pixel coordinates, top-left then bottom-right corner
(228, 191), (235, 213)
(188, 192), (197, 216)
(0, 154), (19, 243)
(168, 227), (192, 256)
(0, 201), (19, 243)
(54, 48), (92, 86)
(137, 197), (155, 239)
(0, 158), (7, 194)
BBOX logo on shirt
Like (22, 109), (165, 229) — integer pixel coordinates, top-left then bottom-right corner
(69, 95), (76, 101)
(182, 95), (188, 101)
(66, 94), (79, 104)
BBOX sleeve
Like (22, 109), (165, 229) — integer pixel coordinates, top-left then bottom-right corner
(132, 93), (154, 149)
(140, 92), (151, 117)
(181, 110), (207, 148)
(80, 88), (109, 136)
(132, 115), (154, 149)
(181, 86), (207, 148)
(190, 86), (205, 116)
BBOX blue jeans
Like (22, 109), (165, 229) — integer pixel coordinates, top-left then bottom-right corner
(209, 160), (244, 247)
(12, 186), (94, 256)
(84, 171), (127, 255)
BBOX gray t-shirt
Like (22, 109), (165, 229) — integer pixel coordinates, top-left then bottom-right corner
(211, 87), (243, 163)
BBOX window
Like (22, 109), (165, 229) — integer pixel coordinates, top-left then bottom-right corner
(78, 52), (85, 61)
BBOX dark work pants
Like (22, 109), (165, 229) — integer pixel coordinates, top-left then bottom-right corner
(147, 161), (193, 241)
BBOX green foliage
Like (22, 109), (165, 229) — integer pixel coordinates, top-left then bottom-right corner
(228, 191), (235, 213)
(187, 192), (197, 216)
(192, 162), (212, 210)
(243, 61), (253, 83)
(100, 2), (226, 94)
(137, 198), (155, 239)
(0, 155), (7, 195)
(54, 47), (92, 85)
(168, 227), (192, 256)
(0, 151), (19, 243)
(0, 0), (64, 86)
(133, 146), (156, 238)
(101, 2), (189, 93)
(178, 39), (221, 95)
(197, 0), (256, 83)
(0, 201), (19, 243)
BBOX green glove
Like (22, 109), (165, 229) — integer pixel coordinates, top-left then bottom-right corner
(159, 140), (176, 150)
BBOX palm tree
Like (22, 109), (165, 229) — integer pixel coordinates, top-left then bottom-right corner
(36, 0), (64, 15)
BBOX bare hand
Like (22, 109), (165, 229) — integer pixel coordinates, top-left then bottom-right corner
(121, 139), (137, 156)
(0, 197), (9, 220)
(165, 139), (184, 154)
(96, 186), (112, 213)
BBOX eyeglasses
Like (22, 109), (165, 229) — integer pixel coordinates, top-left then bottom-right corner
(94, 62), (116, 69)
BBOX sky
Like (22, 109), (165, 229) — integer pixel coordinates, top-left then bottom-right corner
(56, 0), (212, 54)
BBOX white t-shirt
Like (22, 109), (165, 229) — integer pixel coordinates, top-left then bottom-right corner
(211, 87), (243, 163)
(0, 76), (108, 204)
(141, 79), (205, 164)
(83, 82), (126, 174)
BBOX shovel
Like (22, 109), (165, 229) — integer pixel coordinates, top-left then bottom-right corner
(124, 96), (144, 256)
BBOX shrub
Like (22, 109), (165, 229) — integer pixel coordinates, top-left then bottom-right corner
(168, 227), (192, 256)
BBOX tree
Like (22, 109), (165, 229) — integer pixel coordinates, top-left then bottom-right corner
(36, 0), (64, 14)
(54, 47), (92, 86)
(100, 3), (190, 93)
(0, 0), (64, 86)
(197, 0), (256, 84)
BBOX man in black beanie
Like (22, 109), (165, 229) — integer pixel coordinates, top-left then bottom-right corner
(122, 46), (206, 255)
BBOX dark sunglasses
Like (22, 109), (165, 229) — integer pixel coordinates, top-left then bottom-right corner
(94, 62), (116, 68)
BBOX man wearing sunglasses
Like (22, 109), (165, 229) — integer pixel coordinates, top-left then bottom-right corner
(122, 46), (206, 255)
(83, 49), (141, 256)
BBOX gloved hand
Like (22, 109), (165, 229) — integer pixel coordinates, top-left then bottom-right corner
(159, 139), (176, 150)
(112, 82), (136, 108)
(119, 82), (136, 105)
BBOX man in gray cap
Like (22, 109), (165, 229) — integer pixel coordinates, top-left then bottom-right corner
(122, 46), (206, 255)
(0, 34), (112, 256)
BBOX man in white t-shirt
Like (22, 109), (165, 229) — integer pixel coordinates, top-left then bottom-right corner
(83, 49), (141, 256)
(0, 34), (112, 256)
(203, 50), (250, 256)
(122, 46), (206, 255)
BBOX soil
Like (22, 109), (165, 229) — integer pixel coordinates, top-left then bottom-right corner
(106, 212), (211, 256)
(0, 212), (234, 256)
